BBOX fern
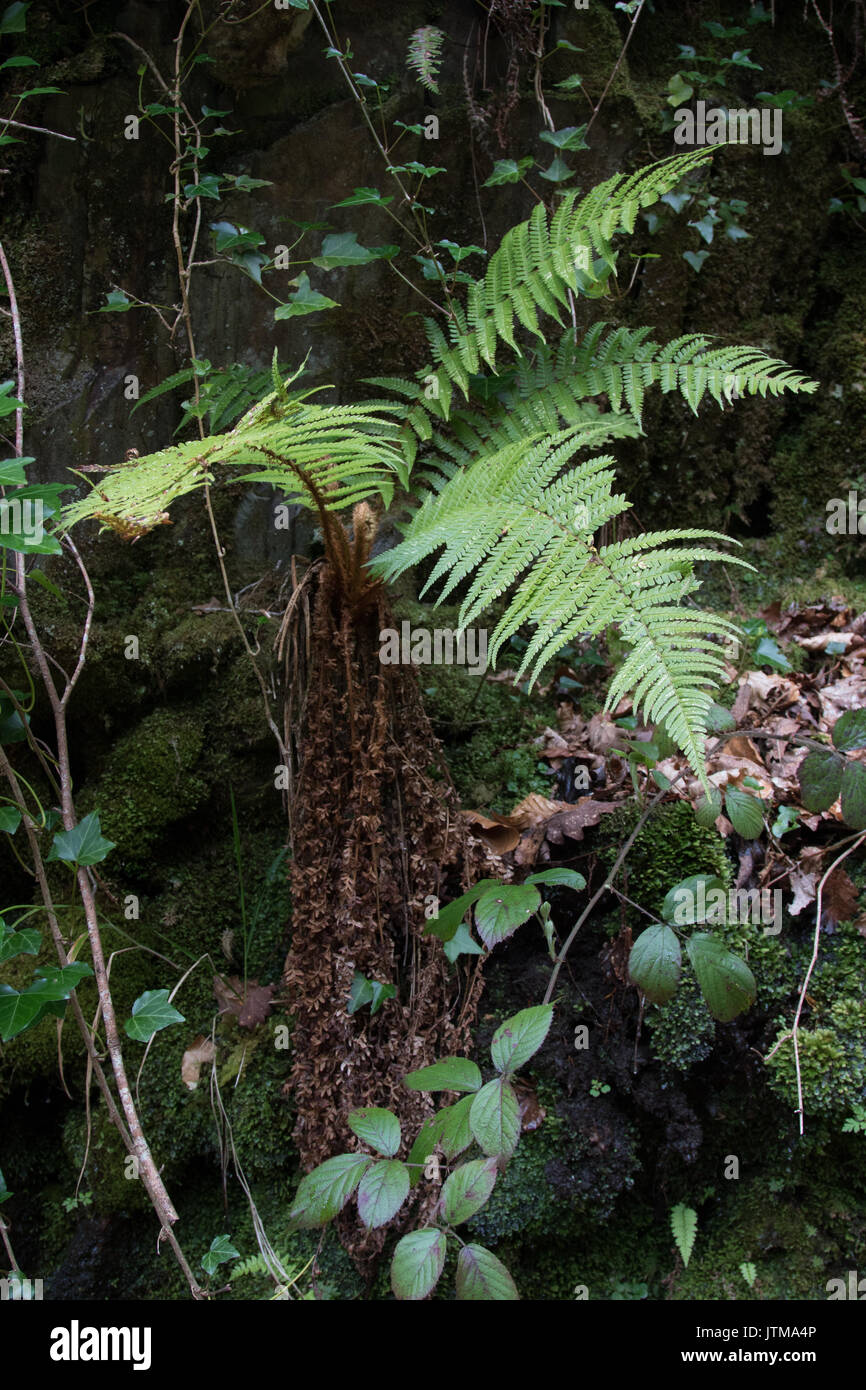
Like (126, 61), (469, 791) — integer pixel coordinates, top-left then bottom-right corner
(670, 1203), (698, 1268)
(63, 383), (409, 535)
(131, 360), (297, 436)
(63, 151), (818, 787)
(407, 26), (445, 94)
(370, 424), (745, 780)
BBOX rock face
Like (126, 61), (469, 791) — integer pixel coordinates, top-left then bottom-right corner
(2, 0), (866, 1302)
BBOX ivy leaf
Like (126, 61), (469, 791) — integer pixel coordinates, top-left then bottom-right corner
(666, 72), (694, 107)
(27, 962), (92, 1000)
(311, 232), (399, 269)
(443, 921), (484, 962)
(538, 154), (574, 183)
(840, 760), (866, 830)
(798, 750), (844, 812)
(391, 1228), (447, 1300)
(686, 933), (756, 1022)
(754, 635), (791, 671)
(347, 1106), (401, 1157)
(201, 1234), (240, 1276)
(0, 692), (28, 745)
(473, 884), (540, 949)
(98, 289), (133, 312)
(330, 187), (394, 208)
(489, 1004), (553, 1074)
(124, 989), (185, 1042)
(0, 457), (33, 485)
(440, 1157), (498, 1225)
(0, 4), (30, 36)
(683, 249), (709, 273)
(832, 709), (866, 753)
(483, 157), (534, 186)
(0, 990), (49, 1041)
(628, 924), (682, 1003)
(357, 1159), (410, 1229)
(0, 806), (21, 834)
(183, 173), (221, 200)
(289, 1153), (372, 1228)
(0, 922), (40, 962)
(670, 1203), (697, 1266)
(274, 271), (339, 319)
(47, 812), (115, 866)
(469, 1078), (520, 1160)
(539, 125), (589, 151)
(724, 786), (764, 839)
(455, 1244), (519, 1300)
(403, 1058), (482, 1092)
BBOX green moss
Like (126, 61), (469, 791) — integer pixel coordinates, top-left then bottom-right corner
(83, 707), (207, 864)
(673, 1177), (860, 1301)
(646, 971), (715, 1074)
(598, 800), (733, 920)
(766, 999), (866, 1118)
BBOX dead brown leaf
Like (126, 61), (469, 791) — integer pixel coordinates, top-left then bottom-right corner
(823, 868), (859, 925)
(213, 974), (275, 1029)
(181, 1035), (217, 1090)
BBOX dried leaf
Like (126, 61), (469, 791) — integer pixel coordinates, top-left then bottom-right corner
(823, 867), (859, 925)
(181, 1035), (217, 1090)
(545, 799), (620, 844)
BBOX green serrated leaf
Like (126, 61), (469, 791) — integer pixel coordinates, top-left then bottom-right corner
(686, 933), (756, 1022)
(662, 874), (727, 925)
(695, 787), (723, 828)
(455, 1243), (519, 1300)
(437, 1093), (476, 1160)
(628, 924), (682, 1003)
(469, 1077), (520, 1160)
(832, 709), (866, 753)
(724, 786), (764, 839)
(474, 884), (540, 949)
(524, 868), (586, 891)
(391, 1228), (447, 1300)
(798, 750), (844, 812)
(840, 760), (866, 830)
(357, 1159), (410, 1229)
(403, 1058), (483, 1093)
(490, 1004), (553, 1074)
(289, 1153), (372, 1228)
(441, 1157), (498, 1225)
(347, 1106), (401, 1157)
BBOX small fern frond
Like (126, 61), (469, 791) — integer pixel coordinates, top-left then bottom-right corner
(407, 26), (445, 94)
(371, 425), (751, 785)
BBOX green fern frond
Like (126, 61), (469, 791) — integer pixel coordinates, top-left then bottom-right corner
(370, 425), (750, 785)
(407, 26), (445, 94)
(422, 149), (715, 405)
(62, 379), (409, 534)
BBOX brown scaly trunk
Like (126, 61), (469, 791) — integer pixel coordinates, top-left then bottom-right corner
(280, 506), (491, 1272)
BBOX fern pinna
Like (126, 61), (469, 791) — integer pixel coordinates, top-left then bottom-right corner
(62, 151), (817, 786)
